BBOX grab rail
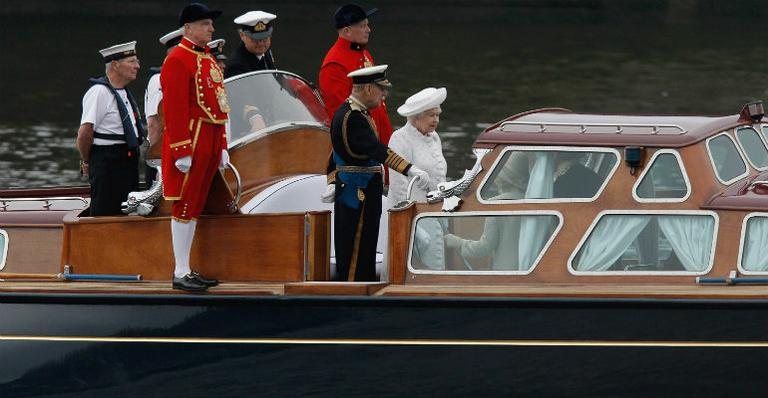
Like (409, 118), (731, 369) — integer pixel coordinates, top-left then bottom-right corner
(0, 196), (88, 211)
(500, 121), (688, 135)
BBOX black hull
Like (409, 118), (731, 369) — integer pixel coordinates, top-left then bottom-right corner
(2, 293), (768, 397)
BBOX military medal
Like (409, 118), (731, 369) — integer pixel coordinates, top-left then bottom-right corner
(210, 65), (223, 83)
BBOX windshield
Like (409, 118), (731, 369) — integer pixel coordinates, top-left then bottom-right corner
(224, 71), (328, 144)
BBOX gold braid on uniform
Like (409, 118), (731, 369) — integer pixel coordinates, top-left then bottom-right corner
(385, 149), (410, 175)
(327, 169), (338, 184)
(341, 110), (366, 159)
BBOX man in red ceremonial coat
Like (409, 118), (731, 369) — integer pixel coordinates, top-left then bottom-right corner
(161, 3), (230, 292)
(319, 3), (392, 146)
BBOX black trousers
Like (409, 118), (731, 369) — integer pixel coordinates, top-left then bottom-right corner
(333, 177), (383, 282)
(88, 144), (139, 216)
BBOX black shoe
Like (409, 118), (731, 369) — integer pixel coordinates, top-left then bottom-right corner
(172, 274), (209, 292)
(191, 271), (219, 287)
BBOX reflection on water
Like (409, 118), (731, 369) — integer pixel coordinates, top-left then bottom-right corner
(2, 1), (768, 188)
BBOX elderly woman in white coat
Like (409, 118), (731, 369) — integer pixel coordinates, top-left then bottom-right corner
(387, 87), (448, 206)
(387, 87), (448, 269)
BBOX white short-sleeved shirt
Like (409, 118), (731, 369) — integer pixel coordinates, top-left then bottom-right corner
(144, 73), (162, 118)
(80, 84), (137, 146)
(387, 122), (448, 206)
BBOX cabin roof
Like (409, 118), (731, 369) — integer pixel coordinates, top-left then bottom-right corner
(475, 108), (746, 148)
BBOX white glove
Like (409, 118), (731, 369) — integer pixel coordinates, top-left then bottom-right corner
(175, 156), (192, 173)
(320, 184), (335, 203)
(407, 165), (430, 190)
(444, 234), (463, 250)
(219, 149), (230, 169)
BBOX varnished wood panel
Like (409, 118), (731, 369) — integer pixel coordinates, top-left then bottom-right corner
(387, 204), (416, 284)
(284, 281), (387, 296)
(2, 227), (62, 274)
(306, 211), (331, 281)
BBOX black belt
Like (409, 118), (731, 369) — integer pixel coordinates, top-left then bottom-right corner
(93, 131), (127, 143)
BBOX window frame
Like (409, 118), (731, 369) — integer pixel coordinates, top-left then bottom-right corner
(476, 145), (621, 205)
(737, 212), (768, 275)
(631, 149), (691, 203)
(734, 126), (768, 171)
(705, 131), (750, 185)
(567, 209), (719, 276)
(0, 229), (7, 271)
(407, 210), (564, 276)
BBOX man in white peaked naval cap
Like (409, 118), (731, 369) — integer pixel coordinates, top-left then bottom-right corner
(143, 28), (183, 185)
(225, 10), (277, 78)
(207, 38), (227, 71)
(324, 64), (430, 281)
(76, 40), (145, 216)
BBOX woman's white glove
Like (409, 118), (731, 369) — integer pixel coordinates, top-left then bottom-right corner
(175, 156), (192, 173)
(444, 233), (463, 250)
(407, 165), (430, 190)
(320, 184), (336, 203)
(219, 149), (230, 169)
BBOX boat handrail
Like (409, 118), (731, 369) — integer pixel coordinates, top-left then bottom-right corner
(0, 196), (88, 211)
(500, 121), (688, 135)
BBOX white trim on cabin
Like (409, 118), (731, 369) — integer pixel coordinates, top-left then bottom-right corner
(406, 210), (563, 276)
(705, 131), (750, 186)
(737, 212), (768, 275)
(631, 149), (691, 203)
(476, 146), (621, 205)
(734, 126), (768, 171)
(567, 210), (719, 276)
(0, 229), (8, 271)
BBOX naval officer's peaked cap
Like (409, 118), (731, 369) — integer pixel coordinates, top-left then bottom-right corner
(334, 3), (378, 29)
(99, 41), (137, 63)
(178, 3), (222, 26)
(348, 64), (391, 87)
(159, 29), (183, 48)
(234, 11), (277, 40)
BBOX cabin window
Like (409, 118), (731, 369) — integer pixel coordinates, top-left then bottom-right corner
(0, 229), (7, 271)
(569, 211), (717, 275)
(408, 211), (562, 274)
(478, 147), (619, 203)
(738, 214), (768, 273)
(706, 133), (748, 184)
(735, 127), (768, 170)
(633, 150), (690, 202)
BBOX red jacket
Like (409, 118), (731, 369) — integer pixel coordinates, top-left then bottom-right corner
(319, 37), (392, 145)
(160, 37), (229, 199)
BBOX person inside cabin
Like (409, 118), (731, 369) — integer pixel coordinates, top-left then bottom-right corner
(144, 28), (183, 186)
(225, 10), (277, 78)
(208, 38), (228, 72)
(387, 87), (449, 270)
(161, 3), (229, 292)
(552, 151), (602, 198)
(76, 41), (145, 216)
(324, 65), (430, 281)
(243, 105), (267, 133)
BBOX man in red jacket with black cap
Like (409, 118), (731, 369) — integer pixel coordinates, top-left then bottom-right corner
(161, 2), (229, 292)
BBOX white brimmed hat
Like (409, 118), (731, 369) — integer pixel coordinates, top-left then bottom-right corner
(99, 41), (137, 63)
(234, 11), (277, 40)
(348, 64), (391, 87)
(207, 38), (227, 60)
(397, 87), (447, 117)
(159, 29), (183, 48)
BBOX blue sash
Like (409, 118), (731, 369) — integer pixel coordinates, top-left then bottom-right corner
(334, 152), (378, 209)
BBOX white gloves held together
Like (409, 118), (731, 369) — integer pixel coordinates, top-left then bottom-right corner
(407, 165), (430, 191)
(174, 150), (230, 173)
(320, 184), (335, 203)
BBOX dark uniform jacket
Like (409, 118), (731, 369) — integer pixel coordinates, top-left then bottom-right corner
(224, 43), (276, 78)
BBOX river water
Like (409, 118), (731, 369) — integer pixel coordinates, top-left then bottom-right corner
(1, 0), (767, 188)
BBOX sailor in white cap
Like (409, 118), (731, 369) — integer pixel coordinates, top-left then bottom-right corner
(323, 65), (430, 281)
(207, 38), (227, 71)
(76, 41), (144, 216)
(143, 28), (183, 184)
(225, 10), (277, 78)
(387, 87), (449, 270)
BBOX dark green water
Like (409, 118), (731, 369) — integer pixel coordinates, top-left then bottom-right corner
(1, 0), (767, 188)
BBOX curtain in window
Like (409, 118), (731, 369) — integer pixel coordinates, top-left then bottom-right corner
(518, 153), (556, 267)
(460, 217), (523, 270)
(575, 215), (650, 271)
(741, 217), (768, 271)
(657, 215), (714, 271)
(413, 218), (447, 270)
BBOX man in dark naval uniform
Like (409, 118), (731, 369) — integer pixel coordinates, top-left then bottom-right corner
(224, 10), (277, 78)
(76, 41), (145, 216)
(328, 65), (430, 281)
